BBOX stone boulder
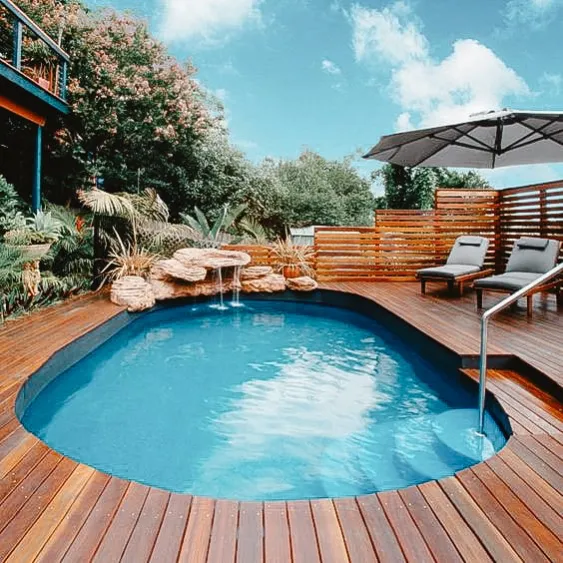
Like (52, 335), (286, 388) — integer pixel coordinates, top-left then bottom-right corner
(150, 277), (233, 301)
(151, 259), (207, 283)
(241, 273), (286, 293)
(240, 266), (273, 281)
(286, 276), (318, 292)
(173, 248), (251, 270)
(110, 276), (155, 312)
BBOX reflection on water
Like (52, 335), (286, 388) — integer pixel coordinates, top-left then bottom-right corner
(21, 301), (505, 500)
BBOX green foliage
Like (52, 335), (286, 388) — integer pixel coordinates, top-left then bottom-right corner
(3, 210), (63, 245)
(181, 203), (247, 247)
(46, 205), (94, 279)
(0, 176), (26, 234)
(374, 164), (491, 210)
(246, 151), (375, 234)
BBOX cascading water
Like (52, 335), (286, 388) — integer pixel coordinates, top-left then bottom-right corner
(231, 265), (243, 307)
(210, 267), (228, 310)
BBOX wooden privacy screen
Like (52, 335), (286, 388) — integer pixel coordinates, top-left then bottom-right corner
(225, 184), (562, 282)
(222, 244), (276, 267)
(497, 181), (563, 267)
(315, 189), (498, 281)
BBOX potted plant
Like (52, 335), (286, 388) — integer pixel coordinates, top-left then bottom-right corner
(4, 210), (62, 261)
(272, 238), (315, 279)
(22, 40), (52, 91)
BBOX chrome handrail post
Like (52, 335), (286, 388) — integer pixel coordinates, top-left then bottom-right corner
(478, 314), (489, 434)
(477, 260), (563, 436)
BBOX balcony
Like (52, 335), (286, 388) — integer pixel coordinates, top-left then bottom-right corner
(0, 0), (69, 115)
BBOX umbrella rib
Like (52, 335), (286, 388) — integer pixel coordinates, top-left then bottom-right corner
(513, 120), (563, 151)
(501, 116), (562, 152)
(409, 123), (485, 166)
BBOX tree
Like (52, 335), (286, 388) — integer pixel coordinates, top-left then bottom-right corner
(251, 151), (375, 233)
(373, 164), (490, 210)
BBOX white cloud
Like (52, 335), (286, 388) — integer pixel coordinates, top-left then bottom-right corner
(504, 0), (562, 28)
(159, 0), (262, 43)
(350, 2), (529, 129)
(321, 59), (342, 75)
(351, 2), (428, 65)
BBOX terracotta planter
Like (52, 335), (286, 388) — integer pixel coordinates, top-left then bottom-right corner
(283, 264), (301, 279)
(37, 77), (50, 90)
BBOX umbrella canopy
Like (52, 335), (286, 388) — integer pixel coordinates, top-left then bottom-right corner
(364, 109), (563, 168)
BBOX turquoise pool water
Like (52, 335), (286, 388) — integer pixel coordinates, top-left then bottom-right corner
(20, 300), (507, 500)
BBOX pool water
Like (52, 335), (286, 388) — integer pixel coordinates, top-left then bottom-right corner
(20, 300), (507, 500)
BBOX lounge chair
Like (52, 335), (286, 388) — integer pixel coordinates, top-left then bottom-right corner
(416, 236), (492, 296)
(474, 237), (562, 317)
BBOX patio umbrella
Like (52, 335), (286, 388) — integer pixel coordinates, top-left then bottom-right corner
(363, 109), (563, 168)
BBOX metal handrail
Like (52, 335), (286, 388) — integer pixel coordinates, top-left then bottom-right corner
(0, 0), (70, 61)
(477, 261), (563, 434)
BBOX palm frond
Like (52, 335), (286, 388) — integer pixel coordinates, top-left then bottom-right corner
(78, 188), (137, 219)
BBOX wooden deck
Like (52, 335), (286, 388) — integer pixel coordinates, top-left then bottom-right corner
(0, 287), (562, 562)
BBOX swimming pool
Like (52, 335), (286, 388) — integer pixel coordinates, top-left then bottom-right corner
(19, 299), (507, 501)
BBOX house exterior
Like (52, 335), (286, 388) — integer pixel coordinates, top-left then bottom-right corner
(0, 0), (69, 210)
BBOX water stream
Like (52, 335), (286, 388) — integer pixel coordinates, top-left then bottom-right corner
(231, 266), (243, 307)
(210, 267), (228, 310)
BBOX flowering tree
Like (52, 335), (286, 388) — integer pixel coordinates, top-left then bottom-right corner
(12, 0), (215, 205)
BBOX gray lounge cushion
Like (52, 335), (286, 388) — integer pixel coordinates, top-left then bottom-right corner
(446, 236), (489, 268)
(418, 265), (481, 279)
(474, 271), (540, 291)
(506, 238), (561, 274)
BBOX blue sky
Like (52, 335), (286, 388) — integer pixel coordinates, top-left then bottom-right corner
(89, 0), (563, 189)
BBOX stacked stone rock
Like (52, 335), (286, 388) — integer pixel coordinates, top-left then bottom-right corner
(110, 248), (318, 312)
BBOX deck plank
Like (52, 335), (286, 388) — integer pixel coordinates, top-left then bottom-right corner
(333, 497), (378, 563)
(149, 494), (192, 563)
(177, 496), (215, 563)
(121, 488), (170, 563)
(237, 501), (264, 563)
(310, 499), (350, 563)
(399, 486), (463, 562)
(287, 501), (321, 563)
(377, 491), (434, 563)
(92, 482), (150, 562)
(207, 499), (238, 563)
(264, 502), (292, 563)
(356, 494), (406, 562)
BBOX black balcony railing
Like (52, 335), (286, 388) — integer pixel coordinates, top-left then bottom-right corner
(0, 0), (69, 101)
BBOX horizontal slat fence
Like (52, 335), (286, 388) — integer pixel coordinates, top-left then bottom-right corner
(226, 184), (562, 282)
(498, 181), (563, 267)
(315, 190), (498, 281)
(222, 244), (276, 267)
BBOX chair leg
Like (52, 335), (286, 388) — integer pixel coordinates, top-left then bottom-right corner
(476, 289), (483, 309)
(557, 288), (563, 308)
(458, 282), (464, 296)
(447, 280), (454, 294)
(421, 280), (426, 294)
(527, 294), (533, 318)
